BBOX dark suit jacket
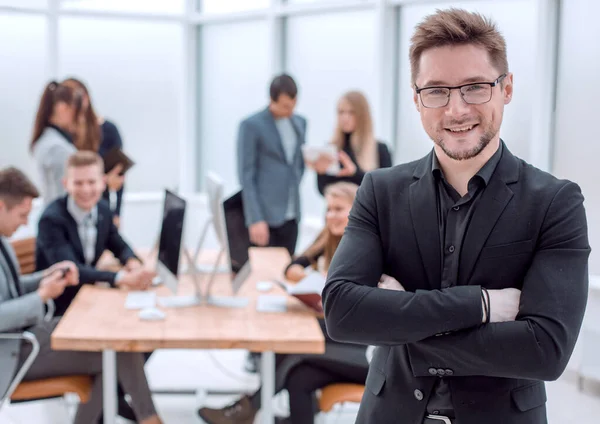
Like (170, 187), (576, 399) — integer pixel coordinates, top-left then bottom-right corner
(36, 195), (137, 315)
(99, 120), (124, 217)
(322, 143), (590, 424)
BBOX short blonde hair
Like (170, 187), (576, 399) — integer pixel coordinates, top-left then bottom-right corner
(66, 151), (104, 170)
(409, 8), (508, 84)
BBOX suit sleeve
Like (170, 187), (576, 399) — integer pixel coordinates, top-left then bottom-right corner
(322, 173), (484, 345)
(37, 216), (117, 285)
(407, 182), (590, 381)
(237, 120), (264, 227)
(0, 292), (45, 332)
(20, 271), (44, 294)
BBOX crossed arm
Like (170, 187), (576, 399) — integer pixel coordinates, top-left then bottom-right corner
(322, 174), (590, 381)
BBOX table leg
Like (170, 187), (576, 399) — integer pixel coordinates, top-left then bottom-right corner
(102, 349), (117, 424)
(261, 351), (275, 424)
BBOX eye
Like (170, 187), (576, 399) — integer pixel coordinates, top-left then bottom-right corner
(424, 88), (448, 96)
(465, 84), (485, 92)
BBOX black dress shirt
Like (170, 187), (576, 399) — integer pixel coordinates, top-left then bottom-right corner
(426, 142), (503, 417)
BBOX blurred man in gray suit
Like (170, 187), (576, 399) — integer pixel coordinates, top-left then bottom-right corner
(237, 74), (307, 257)
(0, 167), (163, 424)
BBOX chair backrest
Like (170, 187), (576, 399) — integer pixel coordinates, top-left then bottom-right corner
(10, 237), (36, 275)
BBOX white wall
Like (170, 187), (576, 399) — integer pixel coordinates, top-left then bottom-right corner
(552, 0), (600, 274)
(0, 13), (48, 186)
(286, 9), (378, 219)
(396, 0), (537, 163)
(58, 17), (184, 192)
(197, 20), (271, 194)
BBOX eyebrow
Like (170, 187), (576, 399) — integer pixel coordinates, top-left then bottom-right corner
(420, 76), (493, 87)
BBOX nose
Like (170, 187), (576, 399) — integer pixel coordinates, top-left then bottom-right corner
(444, 89), (471, 117)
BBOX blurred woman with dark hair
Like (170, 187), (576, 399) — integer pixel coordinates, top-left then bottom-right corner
(30, 81), (82, 205)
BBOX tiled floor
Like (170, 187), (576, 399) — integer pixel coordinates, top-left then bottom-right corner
(2, 349), (599, 424)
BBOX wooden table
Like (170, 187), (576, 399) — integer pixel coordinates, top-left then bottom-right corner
(51, 247), (325, 424)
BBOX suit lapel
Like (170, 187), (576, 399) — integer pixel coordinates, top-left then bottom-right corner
(66, 215), (86, 263)
(289, 116), (304, 165)
(409, 152), (441, 290)
(263, 108), (287, 162)
(94, 211), (107, 264)
(0, 240), (19, 298)
(459, 145), (520, 285)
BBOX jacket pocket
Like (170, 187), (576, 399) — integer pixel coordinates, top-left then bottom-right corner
(365, 367), (386, 396)
(511, 382), (547, 412)
(480, 240), (533, 259)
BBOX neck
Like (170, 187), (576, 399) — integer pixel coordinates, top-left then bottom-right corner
(435, 137), (500, 196)
(48, 117), (67, 131)
(70, 197), (94, 213)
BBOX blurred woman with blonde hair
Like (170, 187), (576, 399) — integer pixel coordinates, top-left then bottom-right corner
(307, 90), (392, 195)
(199, 181), (403, 424)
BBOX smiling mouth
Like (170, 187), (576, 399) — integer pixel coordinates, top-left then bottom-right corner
(445, 124), (478, 134)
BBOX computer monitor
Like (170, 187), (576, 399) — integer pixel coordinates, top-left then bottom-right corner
(156, 189), (187, 294)
(205, 172), (252, 299)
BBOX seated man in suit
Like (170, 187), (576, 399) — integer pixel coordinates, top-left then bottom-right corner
(36, 150), (154, 423)
(36, 150), (154, 317)
(0, 166), (163, 424)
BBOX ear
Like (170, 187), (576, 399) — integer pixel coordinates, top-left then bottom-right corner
(503, 72), (514, 105)
(62, 177), (68, 190)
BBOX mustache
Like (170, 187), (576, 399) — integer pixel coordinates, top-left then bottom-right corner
(443, 119), (479, 127)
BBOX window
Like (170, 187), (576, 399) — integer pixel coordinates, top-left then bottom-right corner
(0, 14), (48, 186)
(286, 10), (376, 217)
(197, 20), (271, 192)
(59, 17), (184, 191)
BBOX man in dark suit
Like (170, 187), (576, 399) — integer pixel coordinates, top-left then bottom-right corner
(322, 8), (590, 424)
(36, 151), (155, 423)
(36, 151), (154, 316)
(237, 74), (307, 257)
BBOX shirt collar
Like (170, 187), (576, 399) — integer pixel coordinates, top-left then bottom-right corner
(67, 196), (97, 225)
(432, 141), (503, 187)
(48, 124), (74, 145)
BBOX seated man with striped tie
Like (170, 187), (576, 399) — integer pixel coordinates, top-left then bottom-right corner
(35, 150), (155, 317)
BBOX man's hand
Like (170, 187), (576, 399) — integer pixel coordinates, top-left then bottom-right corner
(336, 151), (357, 177)
(116, 268), (155, 291)
(45, 261), (79, 286)
(378, 274), (405, 291)
(125, 258), (143, 272)
(485, 288), (521, 323)
(249, 221), (269, 246)
(37, 272), (68, 301)
(106, 164), (125, 192)
(113, 215), (121, 229)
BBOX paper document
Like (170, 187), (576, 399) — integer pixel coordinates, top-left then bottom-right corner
(276, 272), (325, 313)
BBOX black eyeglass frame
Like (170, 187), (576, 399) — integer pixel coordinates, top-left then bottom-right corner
(414, 73), (507, 108)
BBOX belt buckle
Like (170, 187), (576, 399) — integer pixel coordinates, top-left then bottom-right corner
(426, 414), (452, 424)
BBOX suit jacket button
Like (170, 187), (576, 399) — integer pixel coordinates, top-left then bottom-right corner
(414, 389), (424, 401)
(445, 369), (454, 376)
(428, 368), (437, 376)
(437, 368), (446, 376)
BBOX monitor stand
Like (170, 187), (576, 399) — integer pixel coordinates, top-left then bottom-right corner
(187, 216), (229, 274)
(156, 249), (202, 308)
(157, 248), (249, 309)
(200, 248), (249, 309)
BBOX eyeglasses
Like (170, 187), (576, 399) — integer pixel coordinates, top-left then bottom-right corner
(415, 74), (507, 109)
